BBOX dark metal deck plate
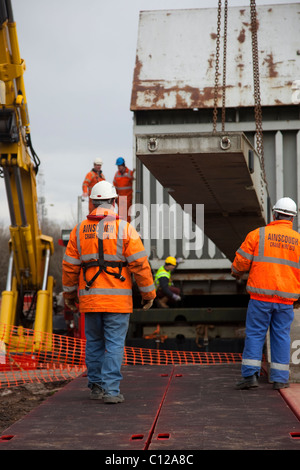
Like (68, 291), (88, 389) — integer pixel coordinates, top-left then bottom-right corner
(150, 365), (300, 450)
(0, 366), (172, 450)
(136, 132), (269, 261)
(1, 364), (299, 450)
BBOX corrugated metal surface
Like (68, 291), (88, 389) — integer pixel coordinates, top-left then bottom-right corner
(133, 125), (300, 268)
(135, 131), (269, 262)
(131, 4), (300, 110)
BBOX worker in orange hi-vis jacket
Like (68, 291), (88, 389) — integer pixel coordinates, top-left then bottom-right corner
(82, 157), (106, 213)
(231, 197), (300, 392)
(62, 181), (156, 404)
(113, 157), (134, 222)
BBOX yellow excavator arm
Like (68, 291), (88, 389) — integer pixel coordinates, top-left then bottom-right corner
(0, 0), (54, 346)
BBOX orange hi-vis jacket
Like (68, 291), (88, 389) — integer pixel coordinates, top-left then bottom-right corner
(62, 207), (156, 313)
(82, 169), (105, 212)
(82, 169), (105, 196)
(231, 220), (300, 305)
(113, 167), (134, 200)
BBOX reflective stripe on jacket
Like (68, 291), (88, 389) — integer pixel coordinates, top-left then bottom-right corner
(154, 266), (172, 289)
(113, 167), (134, 197)
(62, 207), (156, 313)
(231, 220), (300, 304)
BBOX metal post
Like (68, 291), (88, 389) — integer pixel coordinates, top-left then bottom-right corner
(77, 196), (82, 223)
(3, 167), (17, 226)
(5, 251), (14, 291)
(41, 249), (50, 291)
(13, 166), (27, 226)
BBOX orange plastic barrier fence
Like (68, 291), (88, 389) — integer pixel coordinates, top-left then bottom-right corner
(0, 323), (86, 388)
(0, 323), (242, 388)
(123, 347), (242, 366)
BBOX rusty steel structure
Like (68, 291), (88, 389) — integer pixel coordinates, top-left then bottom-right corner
(131, 5), (299, 111)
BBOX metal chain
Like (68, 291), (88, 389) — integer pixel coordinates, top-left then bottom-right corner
(213, 0), (228, 133)
(221, 0), (228, 132)
(213, 0), (222, 133)
(250, 0), (266, 182)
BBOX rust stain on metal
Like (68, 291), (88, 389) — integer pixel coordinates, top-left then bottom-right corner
(132, 55), (142, 83)
(131, 53), (222, 110)
(243, 20), (260, 33)
(207, 53), (214, 69)
(263, 53), (279, 78)
(131, 80), (221, 110)
(237, 28), (246, 43)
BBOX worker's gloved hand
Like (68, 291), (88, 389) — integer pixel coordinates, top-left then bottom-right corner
(142, 299), (154, 311)
(293, 300), (300, 309)
(63, 292), (79, 312)
(231, 270), (243, 280)
(172, 294), (181, 302)
(82, 192), (88, 199)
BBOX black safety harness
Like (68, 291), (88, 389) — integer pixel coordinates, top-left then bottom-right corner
(81, 214), (127, 291)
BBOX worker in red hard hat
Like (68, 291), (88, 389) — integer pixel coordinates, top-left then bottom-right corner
(82, 158), (106, 213)
(113, 157), (134, 222)
(232, 197), (300, 391)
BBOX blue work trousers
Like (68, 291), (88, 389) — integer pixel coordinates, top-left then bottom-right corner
(84, 312), (130, 396)
(241, 299), (294, 383)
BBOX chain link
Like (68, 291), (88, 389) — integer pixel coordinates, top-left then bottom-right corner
(213, 1), (266, 186)
(213, 0), (228, 133)
(250, 0), (266, 182)
(221, 0), (228, 132)
(213, 0), (222, 133)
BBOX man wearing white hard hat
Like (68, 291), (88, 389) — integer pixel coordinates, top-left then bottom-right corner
(231, 197), (300, 391)
(63, 181), (156, 403)
(82, 158), (106, 213)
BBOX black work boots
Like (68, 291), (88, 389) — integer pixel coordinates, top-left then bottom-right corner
(236, 374), (290, 390)
(235, 373), (259, 390)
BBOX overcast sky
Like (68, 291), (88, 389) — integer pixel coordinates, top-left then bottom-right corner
(0, 0), (293, 228)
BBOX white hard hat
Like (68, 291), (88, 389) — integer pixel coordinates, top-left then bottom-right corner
(272, 197), (297, 217)
(90, 181), (117, 200)
(94, 158), (103, 165)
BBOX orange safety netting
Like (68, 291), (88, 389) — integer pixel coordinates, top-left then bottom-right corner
(0, 323), (242, 388)
(123, 347), (242, 366)
(0, 323), (86, 388)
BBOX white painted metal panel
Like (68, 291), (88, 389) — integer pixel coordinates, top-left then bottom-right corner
(131, 4), (300, 110)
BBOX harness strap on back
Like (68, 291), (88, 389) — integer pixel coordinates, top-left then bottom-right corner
(82, 216), (127, 291)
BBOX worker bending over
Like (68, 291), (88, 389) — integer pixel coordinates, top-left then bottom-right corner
(113, 157), (134, 222)
(82, 158), (106, 213)
(232, 197), (300, 390)
(62, 181), (156, 403)
(154, 256), (182, 308)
